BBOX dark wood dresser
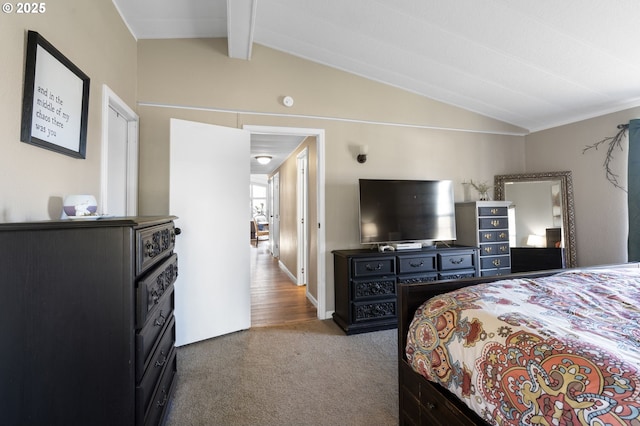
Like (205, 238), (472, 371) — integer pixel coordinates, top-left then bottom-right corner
(332, 246), (478, 335)
(0, 216), (178, 426)
(455, 201), (512, 276)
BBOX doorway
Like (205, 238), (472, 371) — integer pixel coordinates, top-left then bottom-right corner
(101, 85), (138, 216)
(245, 125), (327, 321)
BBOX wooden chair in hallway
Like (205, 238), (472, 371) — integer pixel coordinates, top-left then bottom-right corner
(253, 215), (269, 246)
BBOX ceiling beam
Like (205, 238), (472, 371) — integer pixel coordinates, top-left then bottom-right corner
(226, 0), (257, 60)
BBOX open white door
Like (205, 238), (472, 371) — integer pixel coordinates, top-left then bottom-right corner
(296, 148), (309, 286)
(270, 172), (280, 258)
(170, 118), (251, 346)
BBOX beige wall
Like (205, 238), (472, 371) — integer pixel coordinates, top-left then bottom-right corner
(526, 107), (640, 266)
(136, 38), (527, 315)
(0, 0), (136, 222)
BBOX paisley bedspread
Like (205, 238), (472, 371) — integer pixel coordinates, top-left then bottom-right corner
(405, 269), (640, 425)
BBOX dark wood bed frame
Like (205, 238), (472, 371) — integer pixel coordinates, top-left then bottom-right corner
(397, 270), (562, 425)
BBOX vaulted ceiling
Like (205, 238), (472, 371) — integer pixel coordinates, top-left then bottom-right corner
(113, 0), (640, 156)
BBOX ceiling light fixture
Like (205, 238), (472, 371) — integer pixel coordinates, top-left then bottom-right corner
(255, 155), (272, 165)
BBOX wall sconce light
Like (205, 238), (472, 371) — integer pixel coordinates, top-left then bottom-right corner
(357, 145), (368, 163)
(255, 155), (272, 165)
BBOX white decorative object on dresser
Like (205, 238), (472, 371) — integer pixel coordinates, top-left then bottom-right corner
(455, 201), (512, 276)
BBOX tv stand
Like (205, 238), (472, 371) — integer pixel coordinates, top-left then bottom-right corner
(332, 245), (479, 334)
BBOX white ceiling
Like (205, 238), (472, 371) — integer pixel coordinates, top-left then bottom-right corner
(113, 0), (640, 167)
(250, 133), (306, 174)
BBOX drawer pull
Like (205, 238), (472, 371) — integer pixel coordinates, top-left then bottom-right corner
(425, 402), (435, 410)
(490, 220), (500, 227)
(483, 246), (493, 254)
(155, 350), (168, 368)
(490, 208), (499, 215)
(365, 262), (384, 271)
(449, 257), (464, 265)
(409, 260), (424, 268)
(492, 259), (502, 267)
(154, 311), (167, 327)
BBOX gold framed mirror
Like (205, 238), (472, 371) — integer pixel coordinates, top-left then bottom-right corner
(494, 171), (576, 268)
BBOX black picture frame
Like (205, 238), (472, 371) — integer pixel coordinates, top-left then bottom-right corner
(20, 30), (90, 159)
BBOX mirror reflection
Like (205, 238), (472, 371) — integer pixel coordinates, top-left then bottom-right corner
(504, 180), (563, 247)
(495, 171), (576, 269)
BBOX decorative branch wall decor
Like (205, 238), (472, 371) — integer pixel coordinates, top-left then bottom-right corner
(582, 123), (628, 191)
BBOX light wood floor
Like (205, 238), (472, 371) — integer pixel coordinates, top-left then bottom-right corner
(250, 240), (317, 327)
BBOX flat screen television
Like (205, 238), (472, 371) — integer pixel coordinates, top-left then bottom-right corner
(358, 179), (456, 245)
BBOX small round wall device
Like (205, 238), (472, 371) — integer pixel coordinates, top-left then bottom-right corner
(283, 96), (294, 107)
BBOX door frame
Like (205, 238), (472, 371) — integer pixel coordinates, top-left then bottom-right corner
(101, 85), (139, 215)
(243, 125), (327, 320)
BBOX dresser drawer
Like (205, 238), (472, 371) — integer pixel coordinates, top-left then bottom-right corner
(478, 206), (508, 217)
(479, 230), (509, 243)
(481, 268), (511, 277)
(439, 269), (476, 280)
(136, 289), (174, 380)
(352, 298), (396, 323)
(480, 242), (509, 257)
(397, 254), (436, 274)
(352, 277), (396, 301)
(136, 318), (176, 419)
(352, 257), (395, 277)
(137, 223), (176, 275)
(480, 255), (511, 270)
(478, 217), (508, 229)
(141, 348), (177, 426)
(397, 272), (438, 284)
(438, 252), (475, 271)
(137, 253), (178, 328)
(420, 380), (478, 426)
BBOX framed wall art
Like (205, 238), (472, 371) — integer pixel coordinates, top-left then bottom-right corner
(20, 30), (90, 159)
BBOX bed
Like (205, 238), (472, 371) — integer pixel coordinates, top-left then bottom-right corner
(397, 265), (640, 425)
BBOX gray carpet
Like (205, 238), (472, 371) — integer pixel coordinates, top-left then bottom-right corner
(164, 319), (399, 426)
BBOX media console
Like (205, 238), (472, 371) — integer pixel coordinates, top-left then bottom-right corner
(332, 245), (479, 334)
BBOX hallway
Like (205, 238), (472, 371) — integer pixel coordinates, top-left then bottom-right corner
(250, 243), (317, 327)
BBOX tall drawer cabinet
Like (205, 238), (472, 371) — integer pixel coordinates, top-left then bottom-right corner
(333, 246), (478, 334)
(0, 216), (179, 426)
(455, 201), (512, 276)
